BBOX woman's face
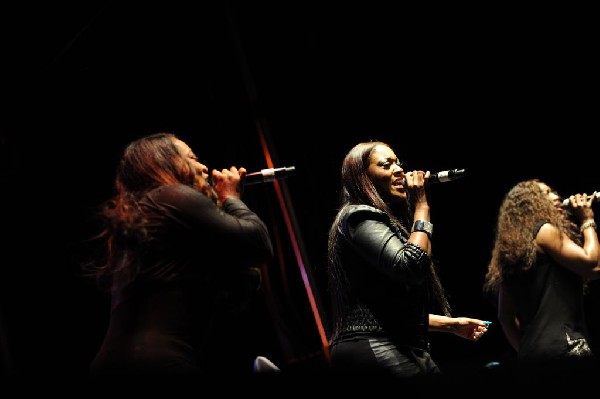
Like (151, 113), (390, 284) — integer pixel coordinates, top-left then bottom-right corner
(174, 139), (218, 202)
(367, 144), (407, 203)
(538, 182), (563, 212)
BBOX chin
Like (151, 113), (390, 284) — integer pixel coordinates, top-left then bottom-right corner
(387, 194), (407, 205)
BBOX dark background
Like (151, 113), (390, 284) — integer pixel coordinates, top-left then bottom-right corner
(1, 0), (598, 382)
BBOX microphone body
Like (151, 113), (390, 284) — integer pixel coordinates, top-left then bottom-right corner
(243, 166), (296, 186)
(428, 169), (466, 184)
(561, 191), (600, 207)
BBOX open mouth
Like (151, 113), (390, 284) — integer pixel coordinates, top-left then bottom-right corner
(392, 179), (405, 190)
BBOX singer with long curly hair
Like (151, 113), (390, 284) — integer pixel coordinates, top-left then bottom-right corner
(484, 179), (600, 376)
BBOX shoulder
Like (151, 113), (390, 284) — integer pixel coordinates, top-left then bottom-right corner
(149, 183), (199, 198)
(338, 205), (392, 238)
(535, 220), (562, 245)
(147, 184), (213, 208)
(341, 204), (388, 224)
(533, 220), (550, 238)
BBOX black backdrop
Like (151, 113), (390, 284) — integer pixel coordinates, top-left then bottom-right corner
(2, 1), (598, 382)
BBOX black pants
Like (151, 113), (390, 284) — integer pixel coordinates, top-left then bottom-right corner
(329, 334), (441, 379)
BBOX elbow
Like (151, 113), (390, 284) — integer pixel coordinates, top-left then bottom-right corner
(584, 266), (600, 280)
(579, 258), (600, 280)
(496, 312), (515, 328)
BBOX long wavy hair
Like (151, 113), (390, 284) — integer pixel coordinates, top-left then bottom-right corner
(327, 141), (451, 333)
(483, 179), (580, 295)
(84, 132), (202, 290)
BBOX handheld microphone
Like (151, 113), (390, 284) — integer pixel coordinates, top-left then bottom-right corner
(243, 166), (296, 186)
(561, 191), (600, 207)
(429, 169), (466, 183)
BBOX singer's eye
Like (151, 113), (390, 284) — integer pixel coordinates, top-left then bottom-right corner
(378, 159), (403, 168)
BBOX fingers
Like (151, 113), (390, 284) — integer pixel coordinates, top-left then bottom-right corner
(571, 193), (594, 207)
(472, 321), (492, 341)
(472, 327), (486, 340)
(405, 170), (427, 187)
(213, 167), (244, 179)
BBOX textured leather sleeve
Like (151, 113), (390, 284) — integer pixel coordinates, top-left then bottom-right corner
(340, 205), (430, 284)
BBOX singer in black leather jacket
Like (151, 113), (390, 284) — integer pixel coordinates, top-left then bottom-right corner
(84, 132), (274, 378)
(327, 141), (489, 380)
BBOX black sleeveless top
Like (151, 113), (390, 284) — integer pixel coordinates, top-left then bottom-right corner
(511, 220), (592, 364)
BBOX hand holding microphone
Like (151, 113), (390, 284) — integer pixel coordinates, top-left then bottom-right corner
(561, 191), (600, 207)
(402, 169), (466, 186)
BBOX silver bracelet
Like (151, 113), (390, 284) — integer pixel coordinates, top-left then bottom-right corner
(580, 220), (597, 232)
(412, 220), (433, 237)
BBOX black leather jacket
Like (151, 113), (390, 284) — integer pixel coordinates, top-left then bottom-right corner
(329, 204), (432, 350)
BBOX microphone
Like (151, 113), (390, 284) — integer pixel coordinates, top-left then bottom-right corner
(561, 191), (600, 207)
(243, 166), (296, 186)
(429, 169), (466, 184)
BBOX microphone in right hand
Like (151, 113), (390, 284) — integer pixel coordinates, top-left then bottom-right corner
(561, 191), (600, 207)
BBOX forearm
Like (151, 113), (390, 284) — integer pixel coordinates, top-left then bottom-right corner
(581, 220), (599, 262)
(428, 314), (454, 332)
(429, 314), (490, 341)
(497, 285), (521, 351)
(498, 317), (521, 352)
(409, 204), (432, 254)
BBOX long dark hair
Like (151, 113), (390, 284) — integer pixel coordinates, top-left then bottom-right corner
(84, 132), (197, 290)
(327, 141), (451, 334)
(483, 179), (581, 294)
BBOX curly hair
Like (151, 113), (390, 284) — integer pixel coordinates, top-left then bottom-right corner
(483, 179), (580, 294)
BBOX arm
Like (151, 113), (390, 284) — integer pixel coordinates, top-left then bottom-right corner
(343, 207), (431, 284)
(405, 170), (432, 254)
(155, 184), (274, 264)
(536, 192), (600, 280)
(497, 284), (520, 352)
(428, 314), (490, 341)
(536, 221), (600, 280)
